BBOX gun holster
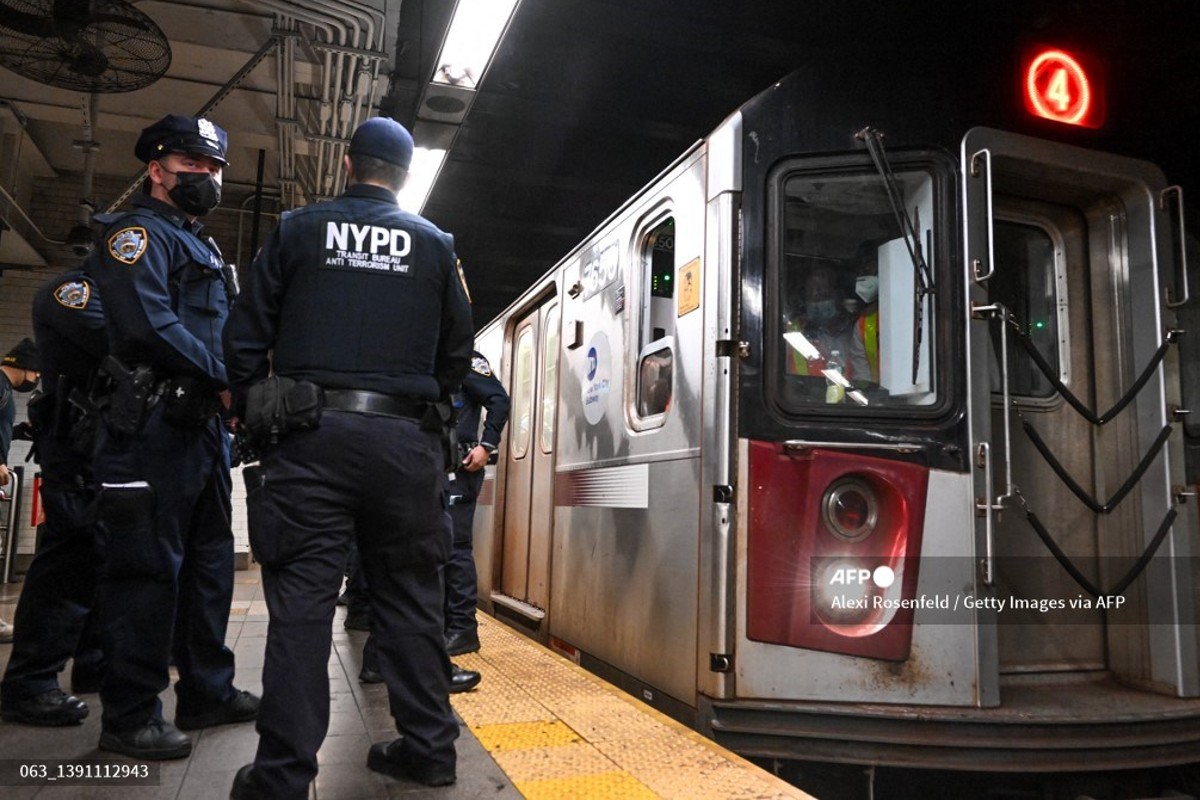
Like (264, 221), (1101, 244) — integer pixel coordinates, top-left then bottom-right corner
(99, 355), (161, 436)
(243, 375), (323, 444)
(421, 401), (458, 471)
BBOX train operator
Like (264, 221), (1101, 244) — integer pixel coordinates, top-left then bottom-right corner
(223, 116), (473, 799)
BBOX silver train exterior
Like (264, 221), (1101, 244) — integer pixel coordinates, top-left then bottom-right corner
(466, 38), (1200, 771)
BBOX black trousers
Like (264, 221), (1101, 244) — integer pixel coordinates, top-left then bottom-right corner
(94, 407), (236, 731)
(247, 410), (456, 799)
(444, 467), (484, 635)
(0, 436), (104, 704)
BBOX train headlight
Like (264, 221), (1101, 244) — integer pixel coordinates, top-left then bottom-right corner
(814, 558), (876, 624)
(823, 478), (878, 541)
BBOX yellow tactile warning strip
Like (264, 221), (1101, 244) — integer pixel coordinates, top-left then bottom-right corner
(451, 616), (815, 800)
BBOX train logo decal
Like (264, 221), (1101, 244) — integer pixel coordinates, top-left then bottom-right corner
(581, 331), (611, 425)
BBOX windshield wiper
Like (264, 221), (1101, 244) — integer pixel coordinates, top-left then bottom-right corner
(856, 126), (934, 384)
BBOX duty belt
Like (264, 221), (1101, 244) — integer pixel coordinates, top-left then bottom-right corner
(322, 389), (426, 420)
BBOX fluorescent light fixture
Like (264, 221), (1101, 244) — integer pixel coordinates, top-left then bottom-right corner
(397, 147), (448, 213)
(432, 0), (519, 89)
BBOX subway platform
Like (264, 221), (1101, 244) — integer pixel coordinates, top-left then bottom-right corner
(0, 566), (811, 799)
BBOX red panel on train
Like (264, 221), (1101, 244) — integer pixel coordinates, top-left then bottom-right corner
(746, 443), (930, 661)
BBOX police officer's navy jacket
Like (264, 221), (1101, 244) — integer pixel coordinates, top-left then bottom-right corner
(88, 195), (230, 387)
(32, 270), (108, 402)
(457, 352), (510, 449)
(224, 183), (474, 400)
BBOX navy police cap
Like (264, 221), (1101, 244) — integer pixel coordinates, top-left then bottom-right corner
(135, 115), (229, 166)
(348, 117), (413, 170)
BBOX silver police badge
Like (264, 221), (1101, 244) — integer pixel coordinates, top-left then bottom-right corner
(54, 280), (90, 309)
(471, 355), (492, 376)
(197, 117), (219, 145)
(108, 226), (148, 265)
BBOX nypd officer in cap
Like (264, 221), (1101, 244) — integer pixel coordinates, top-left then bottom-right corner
(444, 350), (509, 656)
(223, 117), (472, 798)
(88, 114), (258, 760)
(0, 269), (107, 726)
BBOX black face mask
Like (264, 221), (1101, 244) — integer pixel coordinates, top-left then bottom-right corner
(15, 377), (37, 393)
(165, 169), (222, 217)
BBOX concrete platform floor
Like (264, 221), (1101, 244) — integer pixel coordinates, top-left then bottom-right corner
(0, 566), (809, 799)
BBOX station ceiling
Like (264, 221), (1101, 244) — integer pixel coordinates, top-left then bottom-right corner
(2, 0), (1199, 326)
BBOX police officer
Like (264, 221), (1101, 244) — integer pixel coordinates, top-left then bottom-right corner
(444, 350), (510, 656)
(89, 114), (258, 760)
(223, 117), (473, 799)
(0, 338), (41, 644)
(0, 270), (107, 726)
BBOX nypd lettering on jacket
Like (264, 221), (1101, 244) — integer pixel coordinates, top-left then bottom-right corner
(323, 221), (412, 274)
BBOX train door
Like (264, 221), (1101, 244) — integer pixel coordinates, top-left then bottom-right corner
(965, 127), (1199, 695)
(495, 298), (559, 622)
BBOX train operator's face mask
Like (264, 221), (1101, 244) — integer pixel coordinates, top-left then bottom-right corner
(855, 275), (879, 304)
(807, 299), (839, 323)
(159, 164), (223, 217)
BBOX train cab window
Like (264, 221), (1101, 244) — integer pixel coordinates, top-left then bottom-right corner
(988, 221), (1063, 398)
(775, 168), (937, 410)
(540, 305), (560, 453)
(511, 324), (534, 459)
(635, 216), (675, 423)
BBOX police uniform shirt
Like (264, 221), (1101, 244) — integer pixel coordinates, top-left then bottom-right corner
(89, 195), (230, 386)
(224, 183), (473, 400)
(32, 270), (108, 401)
(456, 352), (510, 451)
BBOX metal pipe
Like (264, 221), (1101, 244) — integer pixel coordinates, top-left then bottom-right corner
(78, 94), (99, 227)
(258, 0), (348, 198)
(0, 183), (67, 244)
(249, 148), (267, 260)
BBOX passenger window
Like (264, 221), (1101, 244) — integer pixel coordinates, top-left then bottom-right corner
(989, 221), (1063, 398)
(540, 306), (559, 453)
(511, 325), (534, 459)
(635, 216), (675, 423)
(638, 341), (673, 416)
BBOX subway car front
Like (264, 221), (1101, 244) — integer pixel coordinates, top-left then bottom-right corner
(712, 27), (1200, 771)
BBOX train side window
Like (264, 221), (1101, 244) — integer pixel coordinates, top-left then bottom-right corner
(638, 339), (674, 416)
(511, 324), (534, 459)
(635, 215), (676, 423)
(989, 221), (1063, 398)
(540, 305), (559, 453)
(775, 168), (937, 410)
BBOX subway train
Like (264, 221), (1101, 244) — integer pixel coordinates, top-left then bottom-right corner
(465, 15), (1200, 774)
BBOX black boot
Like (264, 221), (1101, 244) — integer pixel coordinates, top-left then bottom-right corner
(444, 628), (480, 656)
(450, 663), (481, 693)
(99, 718), (192, 759)
(1, 689), (88, 726)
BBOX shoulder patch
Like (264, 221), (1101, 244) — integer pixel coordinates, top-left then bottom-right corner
(456, 259), (472, 304)
(471, 355), (493, 377)
(108, 226), (148, 265)
(54, 280), (91, 309)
